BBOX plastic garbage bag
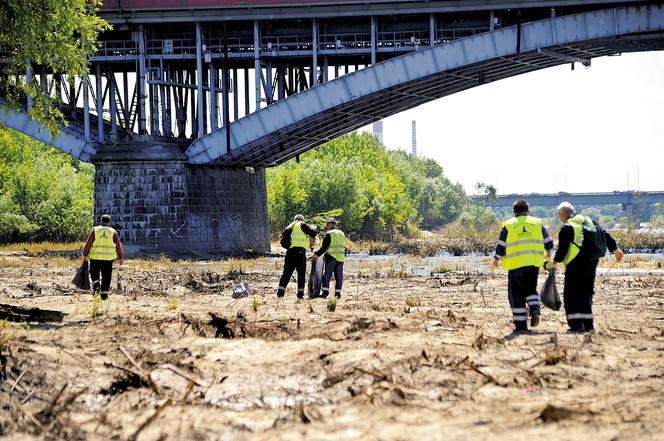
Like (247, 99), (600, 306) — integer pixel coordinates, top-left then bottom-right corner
(308, 256), (325, 298)
(72, 259), (90, 290)
(541, 268), (561, 311)
(232, 282), (250, 299)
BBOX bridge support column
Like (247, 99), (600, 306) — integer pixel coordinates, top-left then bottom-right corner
(93, 143), (270, 256)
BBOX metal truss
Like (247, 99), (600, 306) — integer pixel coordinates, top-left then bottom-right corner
(0, 2), (662, 164)
(186, 4), (664, 166)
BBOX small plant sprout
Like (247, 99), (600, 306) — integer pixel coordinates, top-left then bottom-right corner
(252, 295), (258, 312)
(167, 298), (178, 310)
(327, 297), (337, 312)
(90, 293), (103, 318)
(404, 297), (421, 308)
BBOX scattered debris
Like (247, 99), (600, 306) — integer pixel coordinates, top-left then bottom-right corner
(0, 303), (66, 323)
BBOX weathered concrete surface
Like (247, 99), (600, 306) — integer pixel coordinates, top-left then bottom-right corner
(93, 143), (270, 255)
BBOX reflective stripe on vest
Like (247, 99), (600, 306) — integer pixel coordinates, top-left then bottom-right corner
(89, 226), (117, 261)
(501, 215), (545, 270)
(562, 214), (585, 266)
(289, 222), (308, 249)
(327, 229), (346, 262)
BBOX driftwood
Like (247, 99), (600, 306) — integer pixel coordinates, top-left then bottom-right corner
(0, 303), (66, 323)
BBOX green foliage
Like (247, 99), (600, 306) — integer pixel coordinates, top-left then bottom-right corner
(456, 205), (501, 232)
(0, 125), (94, 243)
(167, 299), (178, 311)
(474, 182), (497, 206)
(267, 133), (467, 239)
(0, 0), (110, 133)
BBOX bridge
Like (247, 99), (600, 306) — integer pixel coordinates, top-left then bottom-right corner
(495, 191), (664, 208)
(494, 191), (664, 222)
(1, 1), (663, 254)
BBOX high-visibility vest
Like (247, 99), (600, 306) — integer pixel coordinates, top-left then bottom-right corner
(289, 222), (308, 249)
(326, 229), (346, 262)
(501, 215), (545, 270)
(562, 214), (586, 266)
(88, 226), (118, 261)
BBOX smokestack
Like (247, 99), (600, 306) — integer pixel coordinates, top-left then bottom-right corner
(411, 120), (417, 156)
(373, 121), (384, 144)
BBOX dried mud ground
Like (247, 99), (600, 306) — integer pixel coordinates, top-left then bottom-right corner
(1, 253), (663, 441)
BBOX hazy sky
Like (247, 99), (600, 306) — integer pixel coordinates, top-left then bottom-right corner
(362, 51), (664, 195)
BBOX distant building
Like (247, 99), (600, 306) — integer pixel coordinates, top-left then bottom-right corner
(411, 120), (417, 156)
(373, 121), (384, 144)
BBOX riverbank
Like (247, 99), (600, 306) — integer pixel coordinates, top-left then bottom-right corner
(1, 253), (663, 440)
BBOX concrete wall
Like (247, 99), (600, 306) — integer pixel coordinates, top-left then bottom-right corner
(93, 158), (270, 256)
(187, 166), (270, 254)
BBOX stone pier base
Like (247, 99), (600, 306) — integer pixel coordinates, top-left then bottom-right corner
(93, 144), (270, 256)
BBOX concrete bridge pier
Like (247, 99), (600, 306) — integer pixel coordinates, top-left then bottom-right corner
(92, 143), (270, 256)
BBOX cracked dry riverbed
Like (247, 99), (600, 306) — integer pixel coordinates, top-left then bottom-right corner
(1, 253), (663, 440)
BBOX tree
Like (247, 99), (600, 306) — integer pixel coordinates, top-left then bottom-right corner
(0, 124), (94, 243)
(474, 182), (497, 206)
(0, 0), (110, 133)
(266, 132), (467, 239)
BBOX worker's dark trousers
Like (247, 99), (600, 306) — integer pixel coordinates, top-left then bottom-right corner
(321, 255), (344, 298)
(90, 259), (114, 298)
(507, 266), (541, 331)
(277, 247), (307, 298)
(563, 257), (598, 332)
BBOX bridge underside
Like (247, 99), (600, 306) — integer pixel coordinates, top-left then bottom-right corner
(207, 40), (652, 167)
(186, 5), (664, 166)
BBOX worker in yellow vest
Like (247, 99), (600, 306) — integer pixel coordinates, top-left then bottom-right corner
(313, 217), (346, 299)
(277, 214), (319, 299)
(493, 200), (553, 332)
(550, 202), (623, 333)
(83, 214), (123, 300)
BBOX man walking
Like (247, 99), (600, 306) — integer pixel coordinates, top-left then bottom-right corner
(277, 214), (319, 299)
(493, 200), (553, 332)
(314, 217), (346, 299)
(83, 214), (123, 300)
(550, 202), (623, 333)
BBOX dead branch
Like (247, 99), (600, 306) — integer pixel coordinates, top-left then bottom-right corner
(162, 363), (205, 387)
(119, 346), (160, 395)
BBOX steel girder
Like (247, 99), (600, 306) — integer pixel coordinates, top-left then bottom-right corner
(186, 4), (664, 167)
(0, 100), (97, 162)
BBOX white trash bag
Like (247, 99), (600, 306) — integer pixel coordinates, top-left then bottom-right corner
(232, 282), (251, 299)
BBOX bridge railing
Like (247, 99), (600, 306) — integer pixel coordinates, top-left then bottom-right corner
(147, 38), (197, 56)
(377, 30), (430, 50)
(97, 40), (139, 57)
(205, 36), (255, 54)
(261, 35), (314, 54)
(319, 32), (372, 52)
(90, 25), (496, 60)
(436, 26), (491, 44)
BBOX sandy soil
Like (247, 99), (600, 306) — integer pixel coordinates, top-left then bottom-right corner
(1, 253), (663, 441)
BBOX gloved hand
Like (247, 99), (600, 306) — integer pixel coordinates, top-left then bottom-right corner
(614, 248), (624, 263)
(492, 258), (500, 268)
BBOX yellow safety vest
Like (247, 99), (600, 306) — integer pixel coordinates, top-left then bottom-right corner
(88, 226), (118, 261)
(562, 214), (586, 266)
(289, 222), (308, 249)
(501, 215), (545, 270)
(327, 229), (346, 262)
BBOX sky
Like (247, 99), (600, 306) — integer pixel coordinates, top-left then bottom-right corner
(361, 51), (664, 196)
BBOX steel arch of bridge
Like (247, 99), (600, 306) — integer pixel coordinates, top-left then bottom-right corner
(186, 4), (664, 166)
(0, 99), (97, 162)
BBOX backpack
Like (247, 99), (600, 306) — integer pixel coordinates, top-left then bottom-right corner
(579, 216), (608, 260)
(279, 228), (291, 249)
